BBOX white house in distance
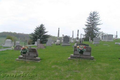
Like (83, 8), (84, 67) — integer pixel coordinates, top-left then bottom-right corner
(102, 34), (113, 41)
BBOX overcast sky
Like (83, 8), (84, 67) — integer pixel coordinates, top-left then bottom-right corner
(0, 0), (120, 38)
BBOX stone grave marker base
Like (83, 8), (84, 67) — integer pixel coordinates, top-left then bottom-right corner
(68, 54), (94, 60)
(16, 48), (40, 62)
(62, 43), (70, 46)
(16, 56), (40, 62)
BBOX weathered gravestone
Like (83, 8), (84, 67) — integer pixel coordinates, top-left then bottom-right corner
(37, 39), (45, 49)
(115, 42), (120, 45)
(34, 41), (37, 46)
(16, 47), (40, 62)
(62, 36), (70, 46)
(14, 45), (22, 50)
(102, 34), (113, 41)
(2, 39), (13, 47)
(71, 39), (74, 43)
(46, 38), (53, 46)
(93, 38), (100, 45)
(89, 37), (92, 43)
(15, 41), (20, 46)
(55, 40), (60, 45)
(68, 43), (94, 60)
(79, 39), (83, 44)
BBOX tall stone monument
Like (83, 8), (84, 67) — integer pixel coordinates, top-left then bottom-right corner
(58, 28), (60, 39)
(115, 31), (118, 39)
(55, 28), (61, 45)
(76, 30), (79, 42)
(71, 31), (74, 43)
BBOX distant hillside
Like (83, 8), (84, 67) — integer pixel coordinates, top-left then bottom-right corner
(0, 32), (30, 41)
(0, 32), (61, 45)
(0, 32), (58, 42)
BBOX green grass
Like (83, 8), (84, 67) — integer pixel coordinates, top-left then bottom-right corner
(0, 37), (6, 46)
(0, 40), (120, 80)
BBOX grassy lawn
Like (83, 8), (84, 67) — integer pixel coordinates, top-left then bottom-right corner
(0, 40), (120, 80)
(0, 37), (5, 46)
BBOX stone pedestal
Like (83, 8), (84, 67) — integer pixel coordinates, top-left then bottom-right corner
(68, 54), (94, 60)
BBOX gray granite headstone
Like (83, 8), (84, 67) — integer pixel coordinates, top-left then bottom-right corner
(2, 39), (13, 47)
(62, 36), (70, 46)
(16, 41), (20, 46)
(34, 41), (37, 46)
(16, 48), (40, 62)
(37, 39), (40, 45)
(55, 40), (60, 45)
(36, 39), (45, 49)
(46, 38), (53, 46)
(102, 34), (113, 41)
(93, 38), (100, 45)
(68, 43), (94, 60)
(14, 45), (22, 50)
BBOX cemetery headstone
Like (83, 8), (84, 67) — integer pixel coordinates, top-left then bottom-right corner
(46, 38), (53, 46)
(115, 42), (120, 45)
(71, 39), (74, 43)
(79, 39), (83, 44)
(93, 38), (100, 45)
(55, 40), (60, 45)
(14, 45), (22, 50)
(37, 39), (45, 49)
(34, 41), (37, 46)
(68, 43), (94, 60)
(89, 37), (92, 43)
(16, 47), (40, 62)
(62, 35), (70, 46)
(15, 41), (20, 46)
(2, 39), (13, 47)
(102, 34), (113, 41)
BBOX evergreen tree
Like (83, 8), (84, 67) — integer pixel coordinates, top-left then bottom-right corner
(84, 11), (101, 41)
(30, 24), (49, 44)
